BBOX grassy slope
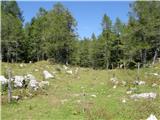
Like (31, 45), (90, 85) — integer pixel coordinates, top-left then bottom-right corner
(1, 61), (160, 120)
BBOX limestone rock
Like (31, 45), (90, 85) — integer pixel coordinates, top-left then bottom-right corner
(0, 75), (8, 85)
(43, 70), (54, 79)
(39, 81), (49, 88)
(146, 114), (157, 120)
(66, 70), (73, 75)
(130, 92), (157, 100)
(14, 76), (24, 87)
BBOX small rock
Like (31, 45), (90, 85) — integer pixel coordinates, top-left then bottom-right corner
(34, 69), (39, 72)
(76, 100), (81, 103)
(146, 114), (157, 120)
(20, 64), (24, 68)
(61, 99), (68, 104)
(134, 80), (145, 85)
(121, 81), (126, 86)
(113, 85), (117, 89)
(39, 81), (49, 88)
(43, 70), (54, 79)
(153, 73), (158, 76)
(63, 65), (68, 70)
(130, 92), (157, 100)
(126, 91), (132, 94)
(91, 94), (97, 98)
(152, 83), (157, 87)
(28, 79), (39, 91)
(66, 70), (73, 75)
(14, 76), (25, 88)
(75, 68), (79, 74)
(122, 99), (126, 103)
(0, 75), (8, 85)
(26, 74), (36, 80)
(12, 96), (20, 101)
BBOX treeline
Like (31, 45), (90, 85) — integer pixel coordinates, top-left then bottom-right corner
(1, 1), (160, 69)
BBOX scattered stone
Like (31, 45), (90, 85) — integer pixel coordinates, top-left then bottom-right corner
(25, 74), (38, 90)
(28, 79), (39, 91)
(39, 81), (49, 88)
(66, 70), (73, 75)
(76, 100), (81, 103)
(146, 114), (157, 120)
(121, 81), (126, 86)
(134, 80), (146, 85)
(75, 68), (79, 74)
(113, 85), (117, 89)
(130, 92), (157, 100)
(34, 69), (39, 72)
(20, 64), (24, 68)
(14, 76), (24, 87)
(153, 73), (159, 76)
(52, 71), (56, 74)
(110, 77), (119, 85)
(122, 98), (126, 103)
(63, 65), (68, 70)
(110, 77), (117, 82)
(91, 94), (97, 98)
(61, 99), (68, 104)
(26, 74), (36, 81)
(12, 96), (20, 101)
(152, 83), (157, 87)
(126, 91), (132, 94)
(43, 70), (54, 79)
(0, 75), (8, 85)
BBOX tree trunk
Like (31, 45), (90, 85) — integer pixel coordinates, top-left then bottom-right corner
(7, 68), (12, 103)
(143, 49), (147, 65)
(152, 49), (158, 64)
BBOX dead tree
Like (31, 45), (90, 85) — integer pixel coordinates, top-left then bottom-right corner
(7, 68), (12, 103)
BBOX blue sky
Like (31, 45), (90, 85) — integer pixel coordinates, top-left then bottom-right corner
(17, 1), (132, 39)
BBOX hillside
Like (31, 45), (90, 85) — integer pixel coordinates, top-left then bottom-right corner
(1, 61), (160, 120)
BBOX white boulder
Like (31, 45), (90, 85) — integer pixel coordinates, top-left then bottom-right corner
(19, 64), (24, 68)
(110, 77), (119, 85)
(63, 65), (68, 70)
(75, 68), (79, 74)
(91, 94), (97, 98)
(28, 79), (38, 91)
(43, 70), (54, 79)
(0, 75), (8, 85)
(126, 91), (132, 94)
(130, 92), (157, 100)
(26, 74), (36, 80)
(14, 76), (24, 87)
(152, 83), (157, 87)
(39, 81), (49, 88)
(66, 70), (73, 75)
(12, 96), (20, 101)
(122, 98), (126, 103)
(134, 80), (146, 85)
(113, 85), (117, 89)
(146, 114), (157, 120)
(34, 69), (39, 72)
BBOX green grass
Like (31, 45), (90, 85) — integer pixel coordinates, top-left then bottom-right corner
(1, 61), (160, 120)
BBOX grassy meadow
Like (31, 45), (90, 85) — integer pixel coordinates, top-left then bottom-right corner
(1, 61), (160, 120)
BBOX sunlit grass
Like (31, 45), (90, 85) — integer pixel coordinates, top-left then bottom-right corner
(1, 61), (160, 120)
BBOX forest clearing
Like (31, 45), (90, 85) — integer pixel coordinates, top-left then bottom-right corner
(1, 61), (160, 120)
(1, 1), (160, 120)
